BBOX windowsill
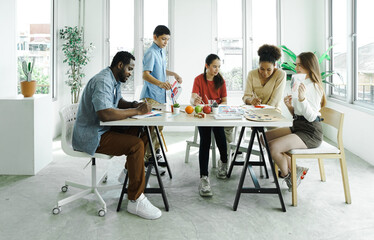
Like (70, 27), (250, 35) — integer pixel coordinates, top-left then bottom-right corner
(327, 97), (374, 116)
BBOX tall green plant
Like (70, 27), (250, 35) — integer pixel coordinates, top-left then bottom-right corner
(279, 45), (341, 86)
(60, 26), (94, 103)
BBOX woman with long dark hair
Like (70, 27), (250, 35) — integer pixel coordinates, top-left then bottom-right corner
(190, 54), (228, 197)
(266, 52), (327, 191)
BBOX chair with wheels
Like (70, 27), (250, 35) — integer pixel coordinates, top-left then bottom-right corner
(284, 107), (351, 206)
(52, 104), (122, 217)
(185, 127), (217, 168)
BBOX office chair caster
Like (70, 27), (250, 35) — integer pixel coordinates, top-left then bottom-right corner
(52, 206), (61, 215)
(61, 185), (68, 192)
(102, 176), (108, 183)
(98, 208), (106, 217)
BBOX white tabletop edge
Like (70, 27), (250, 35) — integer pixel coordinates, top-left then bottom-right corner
(101, 112), (292, 128)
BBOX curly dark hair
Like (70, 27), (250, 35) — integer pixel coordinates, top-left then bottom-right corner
(257, 44), (282, 64)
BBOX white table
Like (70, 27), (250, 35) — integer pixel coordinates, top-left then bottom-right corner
(102, 107), (292, 212)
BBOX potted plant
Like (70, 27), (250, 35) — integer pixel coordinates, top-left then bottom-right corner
(173, 103), (180, 114)
(20, 58), (36, 97)
(60, 26), (94, 103)
(279, 45), (343, 86)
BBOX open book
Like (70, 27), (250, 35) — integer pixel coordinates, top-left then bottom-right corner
(130, 110), (162, 119)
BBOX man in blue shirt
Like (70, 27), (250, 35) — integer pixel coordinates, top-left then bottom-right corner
(140, 25), (182, 165)
(72, 51), (161, 220)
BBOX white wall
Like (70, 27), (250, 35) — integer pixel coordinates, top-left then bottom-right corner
(325, 101), (374, 166)
(173, 0), (214, 105)
(0, 0), (17, 97)
(51, 0), (374, 165)
(281, 0), (326, 56)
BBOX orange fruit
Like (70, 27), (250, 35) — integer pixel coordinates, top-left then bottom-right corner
(185, 105), (194, 114)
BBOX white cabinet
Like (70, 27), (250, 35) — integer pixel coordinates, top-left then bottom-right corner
(0, 95), (52, 175)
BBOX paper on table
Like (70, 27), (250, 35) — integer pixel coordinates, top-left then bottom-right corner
(214, 114), (243, 120)
(131, 110), (163, 119)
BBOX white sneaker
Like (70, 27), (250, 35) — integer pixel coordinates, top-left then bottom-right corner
(118, 168), (127, 184)
(127, 193), (162, 220)
(199, 176), (213, 197)
(216, 160), (228, 179)
(150, 166), (166, 176)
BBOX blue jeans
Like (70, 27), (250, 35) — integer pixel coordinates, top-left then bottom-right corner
(198, 127), (228, 177)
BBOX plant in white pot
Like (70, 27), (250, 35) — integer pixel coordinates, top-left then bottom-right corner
(60, 26), (94, 103)
(20, 58), (36, 97)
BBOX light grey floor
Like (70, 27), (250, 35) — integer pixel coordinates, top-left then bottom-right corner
(1, 132), (373, 240)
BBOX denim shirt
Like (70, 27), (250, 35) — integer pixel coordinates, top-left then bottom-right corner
(72, 67), (122, 156)
(140, 42), (167, 103)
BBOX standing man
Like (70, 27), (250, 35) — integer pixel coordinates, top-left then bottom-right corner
(140, 25), (183, 168)
(72, 51), (161, 220)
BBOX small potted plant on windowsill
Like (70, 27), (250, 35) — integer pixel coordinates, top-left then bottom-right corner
(20, 58), (36, 97)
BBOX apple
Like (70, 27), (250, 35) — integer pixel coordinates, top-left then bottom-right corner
(203, 105), (211, 114)
(195, 105), (203, 113)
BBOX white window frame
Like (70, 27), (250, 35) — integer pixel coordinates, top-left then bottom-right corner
(212, 0), (281, 93)
(104, 0), (172, 94)
(327, 0), (374, 111)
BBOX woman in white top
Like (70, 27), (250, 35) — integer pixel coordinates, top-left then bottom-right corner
(265, 52), (327, 190)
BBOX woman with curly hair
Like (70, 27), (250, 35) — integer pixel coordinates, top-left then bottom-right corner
(243, 44), (286, 109)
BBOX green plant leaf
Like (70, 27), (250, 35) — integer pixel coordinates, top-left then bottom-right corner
(280, 45), (297, 62)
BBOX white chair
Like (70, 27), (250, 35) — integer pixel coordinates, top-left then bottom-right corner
(185, 127), (217, 168)
(52, 104), (122, 217)
(284, 107), (351, 206)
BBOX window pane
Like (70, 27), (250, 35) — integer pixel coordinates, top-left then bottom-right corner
(110, 0), (134, 91)
(217, 0), (243, 91)
(16, 0), (51, 94)
(251, 0), (277, 69)
(357, 0), (374, 105)
(143, 0), (168, 53)
(331, 0), (347, 99)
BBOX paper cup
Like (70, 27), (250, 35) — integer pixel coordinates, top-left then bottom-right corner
(212, 107), (218, 114)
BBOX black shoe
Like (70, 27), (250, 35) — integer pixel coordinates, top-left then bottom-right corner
(147, 154), (162, 162)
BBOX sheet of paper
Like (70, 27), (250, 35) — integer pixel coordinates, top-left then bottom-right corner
(130, 111), (163, 119)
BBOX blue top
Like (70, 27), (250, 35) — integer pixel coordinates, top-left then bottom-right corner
(140, 42), (167, 103)
(72, 67), (122, 156)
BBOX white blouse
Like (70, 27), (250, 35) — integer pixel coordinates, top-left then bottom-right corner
(292, 78), (323, 122)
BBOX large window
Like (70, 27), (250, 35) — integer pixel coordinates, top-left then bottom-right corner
(143, 0), (168, 53)
(251, 0), (277, 68)
(356, 0), (374, 104)
(110, 0), (134, 91)
(329, 0), (374, 108)
(217, 0), (243, 91)
(329, 0), (348, 100)
(16, 0), (52, 95)
(216, 0), (278, 91)
(109, 0), (168, 93)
